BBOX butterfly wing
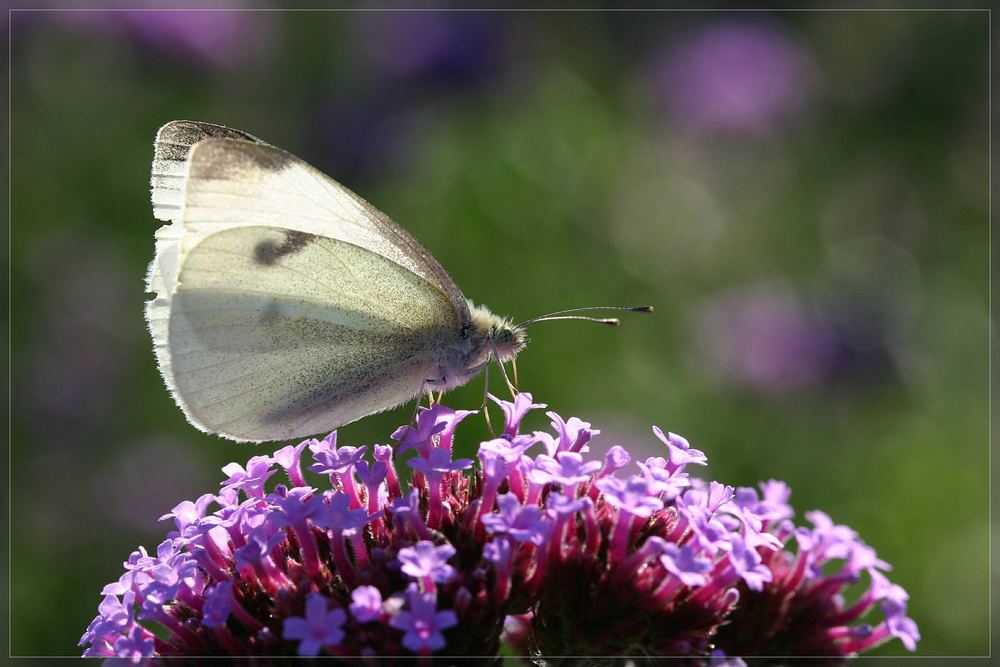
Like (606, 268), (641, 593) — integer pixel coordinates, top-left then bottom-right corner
(149, 225), (458, 442)
(149, 120), (468, 316)
(146, 121), (471, 441)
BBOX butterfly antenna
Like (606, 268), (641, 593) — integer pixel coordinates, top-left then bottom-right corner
(527, 315), (621, 325)
(519, 305), (653, 327)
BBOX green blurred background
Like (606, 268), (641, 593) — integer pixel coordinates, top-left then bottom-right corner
(9, 8), (988, 657)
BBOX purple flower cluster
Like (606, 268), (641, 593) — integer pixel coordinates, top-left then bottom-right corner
(81, 393), (918, 660)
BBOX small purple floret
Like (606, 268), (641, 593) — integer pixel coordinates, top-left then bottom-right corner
(398, 540), (457, 583)
(406, 448), (473, 475)
(349, 585), (383, 623)
(489, 392), (546, 436)
(389, 586), (459, 653)
(221, 456), (276, 499)
(481, 493), (550, 545)
(596, 474), (665, 518)
(282, 591), (348, 656)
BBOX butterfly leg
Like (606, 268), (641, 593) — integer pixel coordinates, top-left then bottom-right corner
(481, 362), (496, 438)
(426, 365), (451, 407)
(400, 380), (430, 439)
(404, 374), (444, 439)
(418, 368), (449, 415)
(489, 339), (519, 397)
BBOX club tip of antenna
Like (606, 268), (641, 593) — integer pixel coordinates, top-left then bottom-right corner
(632, 305), (654, 313)
(604, 318), (621, 326)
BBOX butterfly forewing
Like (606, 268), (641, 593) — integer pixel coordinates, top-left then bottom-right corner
(182, 135), (467, 316)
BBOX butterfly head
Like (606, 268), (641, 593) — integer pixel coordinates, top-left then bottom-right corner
(489, 320), (528, 362)
(467, 302), (528, 364)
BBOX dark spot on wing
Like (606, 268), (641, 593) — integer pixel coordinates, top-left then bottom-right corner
(255, 230), (316, 266)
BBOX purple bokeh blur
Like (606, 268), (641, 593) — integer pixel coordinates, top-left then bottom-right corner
(354, 12), (507, 87)
(54, 9), (275, 68)
(304, 90), (412, 185)
(650, 19), (817, 136)
(693, 285), (837, 396)
(23, 232), (131, 434)
(305, 13), (508, 184)
(97, 435), (211, 533)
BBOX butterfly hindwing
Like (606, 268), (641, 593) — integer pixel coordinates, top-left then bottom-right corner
(149, 225), (459, 442)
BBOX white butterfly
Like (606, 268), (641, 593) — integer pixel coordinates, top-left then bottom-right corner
(146, 121), (646, 443)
